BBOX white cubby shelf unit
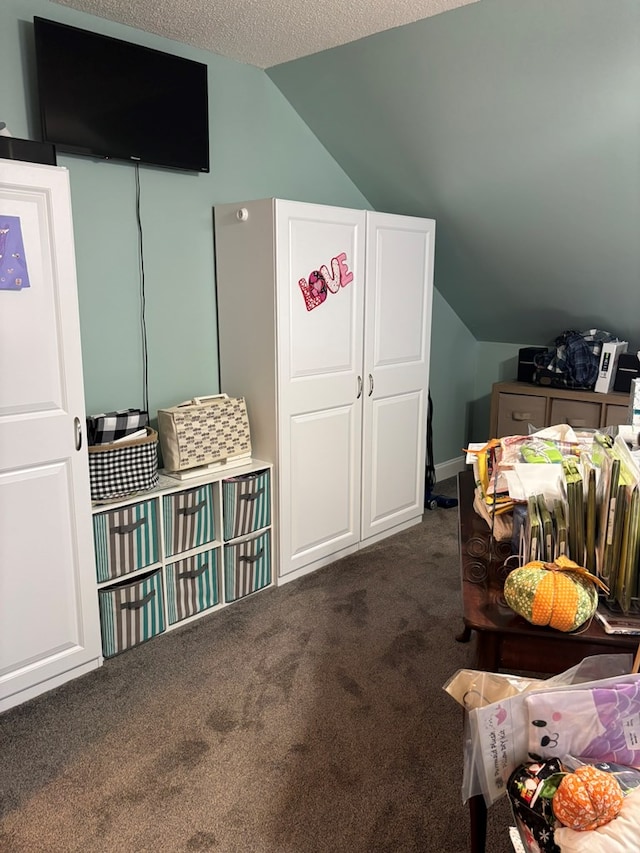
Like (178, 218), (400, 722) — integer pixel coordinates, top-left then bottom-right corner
(91, 458), (274, 658)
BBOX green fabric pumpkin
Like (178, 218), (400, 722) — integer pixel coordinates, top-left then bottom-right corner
(504, 556), (605, 632)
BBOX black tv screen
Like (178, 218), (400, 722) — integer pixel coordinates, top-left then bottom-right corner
(33, 17), (210, 173)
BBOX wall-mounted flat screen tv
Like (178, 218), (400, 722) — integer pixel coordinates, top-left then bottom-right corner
(33, 17), (210, 173)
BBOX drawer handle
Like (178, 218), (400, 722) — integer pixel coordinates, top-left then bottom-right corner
(239, 549), (264, 564)
(112, 518), (146, 535)
(239, 488), (265, 503)
(178, 500), (207, 517)
(177, 562), (209, 580)
(512, 412), (532, 421)
(120, 590), (155, 610)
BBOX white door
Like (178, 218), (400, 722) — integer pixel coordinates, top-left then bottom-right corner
(0, 160), (101, 712)
(275, 201), (366, 578)
(361, 212), (435, 541)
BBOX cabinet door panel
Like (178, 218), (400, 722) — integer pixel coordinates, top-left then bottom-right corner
(361, 213), (434, 540)
(287, 215), (359, 377)
(366, 392), (423, 524)
(284, 406), (358, 574)
(0, 163), (101, 711)
(0, 464), (80, 672)
(276, 202), (365, 575)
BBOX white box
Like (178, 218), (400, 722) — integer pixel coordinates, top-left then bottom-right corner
(594, 340), (628, 393)
(630, 377), (640, 429)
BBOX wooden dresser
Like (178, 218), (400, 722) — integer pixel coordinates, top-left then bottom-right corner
(489, 380), (629, 438)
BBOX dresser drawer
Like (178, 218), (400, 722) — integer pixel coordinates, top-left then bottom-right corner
(98, 568), (165, 658)
(163, 484), (215, 557)
(496, 393), (547, 437)
(549, 398), (601, 429)
(93, 499), (159, 583)
(604, 403), (629, 427)
(166, 549), (219, 625)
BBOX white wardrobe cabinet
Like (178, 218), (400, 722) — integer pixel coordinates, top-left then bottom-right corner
(0, 159), (102, 712)
(214, 199), (434, 584)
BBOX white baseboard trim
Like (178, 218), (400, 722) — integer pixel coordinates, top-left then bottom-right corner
(434, 455), (467, 483)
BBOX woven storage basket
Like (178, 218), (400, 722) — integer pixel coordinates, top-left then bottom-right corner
(88, 426), (159, 502)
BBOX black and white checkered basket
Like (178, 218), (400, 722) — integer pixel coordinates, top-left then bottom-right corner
(88, 427), (159, 502)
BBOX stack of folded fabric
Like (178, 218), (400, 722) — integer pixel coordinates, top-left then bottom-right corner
(87, 408), (149, 446)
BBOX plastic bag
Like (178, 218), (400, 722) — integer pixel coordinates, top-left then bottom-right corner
(443, 669), (545, 710)
(452, 654), (635, 806)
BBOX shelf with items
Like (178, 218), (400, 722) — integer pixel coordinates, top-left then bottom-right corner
(91, 458), (273, 658)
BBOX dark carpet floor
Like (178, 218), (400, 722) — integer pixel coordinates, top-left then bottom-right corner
(1, 477), (513, 852)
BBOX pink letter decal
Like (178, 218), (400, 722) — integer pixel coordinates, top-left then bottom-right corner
(298, 252), (353, 311)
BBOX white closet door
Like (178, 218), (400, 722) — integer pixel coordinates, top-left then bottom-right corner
(361, 212), (435, 541)
(0, 160), (101, 712)
(275, 201), (366, 579)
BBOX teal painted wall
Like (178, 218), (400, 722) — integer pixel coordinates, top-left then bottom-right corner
(1, 0), (370, 417)
(472, 341), (543, 442)
(268, 0), (640, 352)
(2, 0), (482, 469)
(429, 290), (478, 462)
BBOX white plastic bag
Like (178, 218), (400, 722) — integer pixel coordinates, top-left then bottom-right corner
(456, 654), (634, 805)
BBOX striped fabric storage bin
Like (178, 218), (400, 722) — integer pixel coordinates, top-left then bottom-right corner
(222, 469), (270, 540)
(224, 530), (271, 603)
(163, 484), (215, 558)
(93, 499), (159, 583)
(98, 568), (165, 658)
(166, 549), (219, 625)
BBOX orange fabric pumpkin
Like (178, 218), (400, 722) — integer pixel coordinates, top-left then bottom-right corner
(552, 765), (624, 831)
(503, 556), (608, 632)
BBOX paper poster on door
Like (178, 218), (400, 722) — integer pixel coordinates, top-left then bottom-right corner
(0, 215), (31, 290)
(298, 251), (353, 312)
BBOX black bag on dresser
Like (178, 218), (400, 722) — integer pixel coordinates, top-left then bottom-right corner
(532, 331), (604, 390)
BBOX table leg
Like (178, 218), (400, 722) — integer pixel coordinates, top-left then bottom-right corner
(475, 631), (500, 672)
(456, 623), (472, 643)
(469, 794), (487, 853)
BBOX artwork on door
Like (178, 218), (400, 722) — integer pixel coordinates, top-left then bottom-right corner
(298, 251), (353, 311)
(0, 214), (30, 290)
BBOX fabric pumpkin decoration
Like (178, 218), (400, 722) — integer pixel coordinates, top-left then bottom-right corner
(504, 555), (608, 632)
(552, 765), (624, 831)
(507, 758), (566, 852)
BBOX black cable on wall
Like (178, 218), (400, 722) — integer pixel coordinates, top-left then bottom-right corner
(134, 163), (150, 416)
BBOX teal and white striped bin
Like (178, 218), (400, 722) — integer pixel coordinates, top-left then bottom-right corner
(222, 469), (270, 540)
(166, 549), (219, 624)
(163, 484), (215, 558)
(224, 530), (271, 603)
(98, 568), (165, 658)
(93, 499), (159, 583)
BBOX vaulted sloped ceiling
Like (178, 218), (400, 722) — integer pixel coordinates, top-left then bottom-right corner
(268, 0), (640, 348)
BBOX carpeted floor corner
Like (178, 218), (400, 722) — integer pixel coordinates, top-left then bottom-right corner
(1, 477), (514, 852)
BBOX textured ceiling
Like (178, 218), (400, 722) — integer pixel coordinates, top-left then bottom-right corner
(49, 0), (479, 68)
